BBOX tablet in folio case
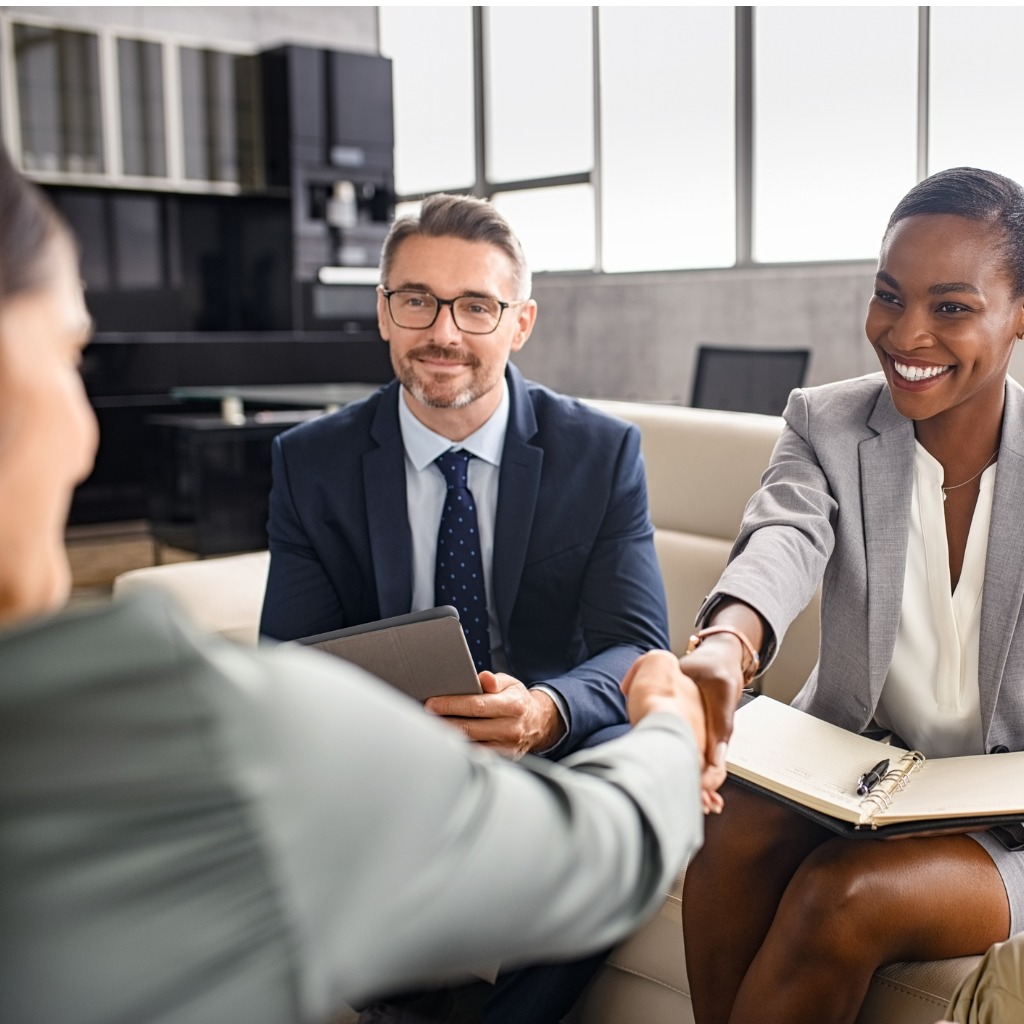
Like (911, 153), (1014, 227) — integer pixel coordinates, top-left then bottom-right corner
(296, 606), (483, 702)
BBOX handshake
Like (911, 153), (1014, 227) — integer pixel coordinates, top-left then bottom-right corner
(621, 650), (730, 815)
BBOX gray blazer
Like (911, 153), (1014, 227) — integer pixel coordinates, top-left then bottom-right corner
(0, 590), (703, 1023)
(704, 373), (1024, 754)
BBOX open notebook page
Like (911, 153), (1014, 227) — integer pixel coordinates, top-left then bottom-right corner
(727, 697), (911, 825)
(877, 752), (1024, 824)
(729, 697), (1024, 827)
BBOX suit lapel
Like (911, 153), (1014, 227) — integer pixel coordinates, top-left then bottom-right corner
(363, 384), (413, 618)
(493, 367), (542, 640)
(861, 389), (915, 707)
(979, 380), (1024, 742)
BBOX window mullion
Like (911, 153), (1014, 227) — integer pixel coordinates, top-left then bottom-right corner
(591, 5), (602, 273)
(916, 5), (929, 182)
(735, 5), (754, 269)
(473, 5), (487, 198)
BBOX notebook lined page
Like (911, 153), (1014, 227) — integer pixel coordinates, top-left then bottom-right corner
(879, 751), (1024, 823)
(727, 698), (908, 823)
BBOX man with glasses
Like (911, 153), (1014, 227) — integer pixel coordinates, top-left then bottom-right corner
(259, 193), (669, 1023)
(261, 193), (668, 762)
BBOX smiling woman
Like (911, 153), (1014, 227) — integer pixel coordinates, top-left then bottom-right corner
(676, 167), (1024, 1024)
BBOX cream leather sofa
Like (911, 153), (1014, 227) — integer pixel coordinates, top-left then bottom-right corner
(114, 399), (978, 1024)
(115, 549), (270, 646)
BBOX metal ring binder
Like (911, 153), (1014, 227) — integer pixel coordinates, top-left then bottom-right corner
(858, 751), (926, 827)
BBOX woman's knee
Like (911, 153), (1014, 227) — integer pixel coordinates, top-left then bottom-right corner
(772, 843), (884, 961)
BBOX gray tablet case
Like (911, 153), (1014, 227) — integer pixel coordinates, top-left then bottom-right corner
(296, 606), (482, 702)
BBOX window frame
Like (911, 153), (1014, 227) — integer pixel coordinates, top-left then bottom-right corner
(384, 6), (940, 275)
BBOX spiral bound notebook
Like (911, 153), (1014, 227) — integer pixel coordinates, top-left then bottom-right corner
(726, 697), (1024, 837)
(296, 606), (482, 703)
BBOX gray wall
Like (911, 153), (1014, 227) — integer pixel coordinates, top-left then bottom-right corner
(518, 263), (1024, 402)
(1, 6), (378, 51)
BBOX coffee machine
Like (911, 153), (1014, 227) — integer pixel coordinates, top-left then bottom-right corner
(261, 44), (395, 332)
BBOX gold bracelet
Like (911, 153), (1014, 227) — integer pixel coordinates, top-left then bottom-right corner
(686, 625), (761, 684)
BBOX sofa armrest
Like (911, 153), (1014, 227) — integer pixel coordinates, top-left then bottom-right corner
(113, 551), (270, 646)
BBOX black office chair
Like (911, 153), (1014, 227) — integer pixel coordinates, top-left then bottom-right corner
(690, 345), (810, 417)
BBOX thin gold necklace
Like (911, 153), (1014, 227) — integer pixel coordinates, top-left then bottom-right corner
(941, 449), (998, 501)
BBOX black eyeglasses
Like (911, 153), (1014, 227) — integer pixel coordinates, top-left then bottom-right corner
(381, 288), (522, 335)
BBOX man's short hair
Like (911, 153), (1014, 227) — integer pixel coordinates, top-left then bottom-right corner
(380, 194), (532, 300)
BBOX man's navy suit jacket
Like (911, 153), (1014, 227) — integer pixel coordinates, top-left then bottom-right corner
(259, 365), (669, 754)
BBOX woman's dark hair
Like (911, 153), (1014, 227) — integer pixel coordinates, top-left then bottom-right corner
(886, 167), (1024, 296)
(0, 144), (64, 302)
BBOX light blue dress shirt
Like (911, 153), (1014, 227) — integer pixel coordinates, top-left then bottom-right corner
(397, 383), (568, 742)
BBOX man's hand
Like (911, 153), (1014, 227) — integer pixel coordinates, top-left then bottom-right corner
(424, 672), (565, 759)
(621, 650), (723, 814)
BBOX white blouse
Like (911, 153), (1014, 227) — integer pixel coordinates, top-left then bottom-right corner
(875, 443), (995, 758)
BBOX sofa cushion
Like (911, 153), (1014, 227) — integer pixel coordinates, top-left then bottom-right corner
(585, 400), (784, 539)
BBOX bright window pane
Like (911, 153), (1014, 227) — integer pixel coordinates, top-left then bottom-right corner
(485, 8), (593, 183)
(929, 8), (1024, 181)
(492, 185), (595, 274)
(754, 7), (918, 262)
(600, 7), (734, 271)
(380, 6), (475, 195)
(393, 199), (422, 223)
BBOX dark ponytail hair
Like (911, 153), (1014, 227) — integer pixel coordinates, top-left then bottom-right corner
(0, 145), (65, 302)
(886, 167), (1024, 297)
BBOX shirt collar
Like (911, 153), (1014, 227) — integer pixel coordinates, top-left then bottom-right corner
(398, 380), (509, 471)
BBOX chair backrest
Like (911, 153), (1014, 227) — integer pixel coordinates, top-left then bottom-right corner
(691, 345), (810, 417)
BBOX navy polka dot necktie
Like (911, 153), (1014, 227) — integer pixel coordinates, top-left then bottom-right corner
(434, 450), (492, 672)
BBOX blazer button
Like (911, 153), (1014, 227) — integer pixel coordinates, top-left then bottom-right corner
(990, 744), (1010, 754)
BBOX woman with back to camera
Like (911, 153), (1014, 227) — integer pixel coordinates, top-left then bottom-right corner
(0, 144), (712, 1024)
(678, 167), (1024, 1024)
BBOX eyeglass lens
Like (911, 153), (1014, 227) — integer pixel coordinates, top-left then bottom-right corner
(389, 291), (503, 334)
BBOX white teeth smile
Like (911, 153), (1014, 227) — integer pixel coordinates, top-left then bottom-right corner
(892, 360), (951, 382)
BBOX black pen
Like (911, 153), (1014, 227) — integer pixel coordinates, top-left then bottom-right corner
(856, 759), (889, 796)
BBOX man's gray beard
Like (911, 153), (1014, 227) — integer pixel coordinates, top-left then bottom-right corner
(400, 369), (479, 409)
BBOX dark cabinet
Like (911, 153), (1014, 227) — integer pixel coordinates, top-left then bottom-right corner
(146, 413), (305, 556)
(326, 49), (394, 173)
(71, 334), (392, 525)
(262, 45), (394, 184)
(39, 41), (399, 526)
